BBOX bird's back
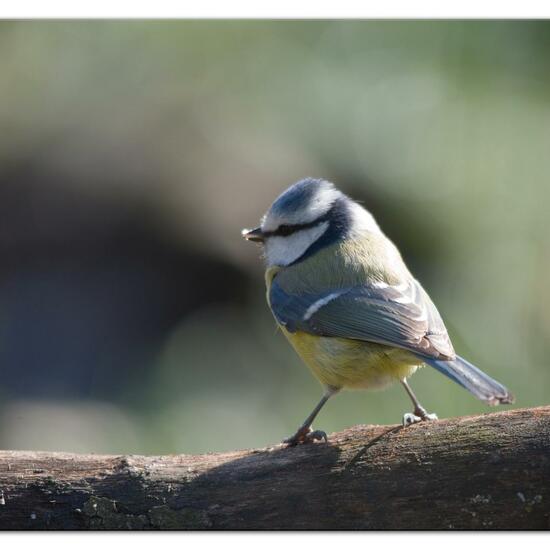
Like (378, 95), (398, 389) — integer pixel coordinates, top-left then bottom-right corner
(272, 231), (408, 295)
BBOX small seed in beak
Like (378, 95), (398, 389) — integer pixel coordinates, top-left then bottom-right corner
(241, 227), (264, 243)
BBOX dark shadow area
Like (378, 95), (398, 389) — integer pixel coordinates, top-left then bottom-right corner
(144, 443), (343, 529)
(343, 424), (404, 470)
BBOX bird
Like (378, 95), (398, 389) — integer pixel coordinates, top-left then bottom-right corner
(242, 177), (514, 445)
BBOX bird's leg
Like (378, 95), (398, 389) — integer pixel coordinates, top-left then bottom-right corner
(401, 378), (438, 426)
(284, 387), (339, 446)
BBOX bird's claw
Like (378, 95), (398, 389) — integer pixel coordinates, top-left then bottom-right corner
(402, 413), (422, 426)
(307, 430), (328, 443)
(283, 427), (328, 446)
(402, 411), (438, 426)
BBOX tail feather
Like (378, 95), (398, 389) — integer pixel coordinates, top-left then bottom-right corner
(422, 355), (514, 405)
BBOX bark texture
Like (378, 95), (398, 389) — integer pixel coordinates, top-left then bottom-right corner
(0, 406), (549, 530)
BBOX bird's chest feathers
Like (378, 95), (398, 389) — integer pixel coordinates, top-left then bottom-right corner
(280, 326), (420, 389)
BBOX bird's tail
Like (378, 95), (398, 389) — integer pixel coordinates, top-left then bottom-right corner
(422, 355), (514, 405)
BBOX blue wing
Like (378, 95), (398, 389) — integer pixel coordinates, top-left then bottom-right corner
(270, 276), (514, 404)
(270, 276), (455, 360)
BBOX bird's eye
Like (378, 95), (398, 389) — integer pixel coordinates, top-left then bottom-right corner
(277, 224), (295, 236)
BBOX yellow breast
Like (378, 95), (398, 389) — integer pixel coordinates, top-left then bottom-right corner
(280, 327), (422, 390)
(265, 265), (422, 390)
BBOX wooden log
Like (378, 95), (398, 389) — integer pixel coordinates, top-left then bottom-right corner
(0, 406), (549, 529)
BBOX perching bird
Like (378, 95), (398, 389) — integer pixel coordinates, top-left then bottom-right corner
(242, 178), (514, 445)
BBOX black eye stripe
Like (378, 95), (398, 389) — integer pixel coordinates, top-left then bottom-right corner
(262, 199), (346, 239)
(263, 219), (320, 238)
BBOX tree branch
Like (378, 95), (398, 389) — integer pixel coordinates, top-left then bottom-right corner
(1, 406), (549, 529)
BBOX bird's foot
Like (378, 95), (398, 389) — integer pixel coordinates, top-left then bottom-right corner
(402, 413), (421, 426)
(283, 426), (328, 446)
(402, 409), (438, 427)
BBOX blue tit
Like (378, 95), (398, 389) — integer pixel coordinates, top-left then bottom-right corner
(242, 178), (514, 445)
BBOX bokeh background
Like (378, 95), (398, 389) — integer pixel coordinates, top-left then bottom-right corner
(0, 20), (548, 455)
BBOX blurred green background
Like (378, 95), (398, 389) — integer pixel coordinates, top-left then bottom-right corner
(0, 20), (548, 455)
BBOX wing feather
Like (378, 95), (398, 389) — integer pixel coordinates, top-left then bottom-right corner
(270, 277), (455, 360)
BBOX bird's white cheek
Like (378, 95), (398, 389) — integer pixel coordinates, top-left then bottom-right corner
(264, 222), (329, 267)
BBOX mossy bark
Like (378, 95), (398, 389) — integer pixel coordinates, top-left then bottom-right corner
(1, 406), (549, 530)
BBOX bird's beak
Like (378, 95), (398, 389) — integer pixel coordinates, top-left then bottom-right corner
(241, 226), (265, 243)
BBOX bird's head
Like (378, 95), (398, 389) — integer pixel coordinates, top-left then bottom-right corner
(242, 177), (380, 267)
